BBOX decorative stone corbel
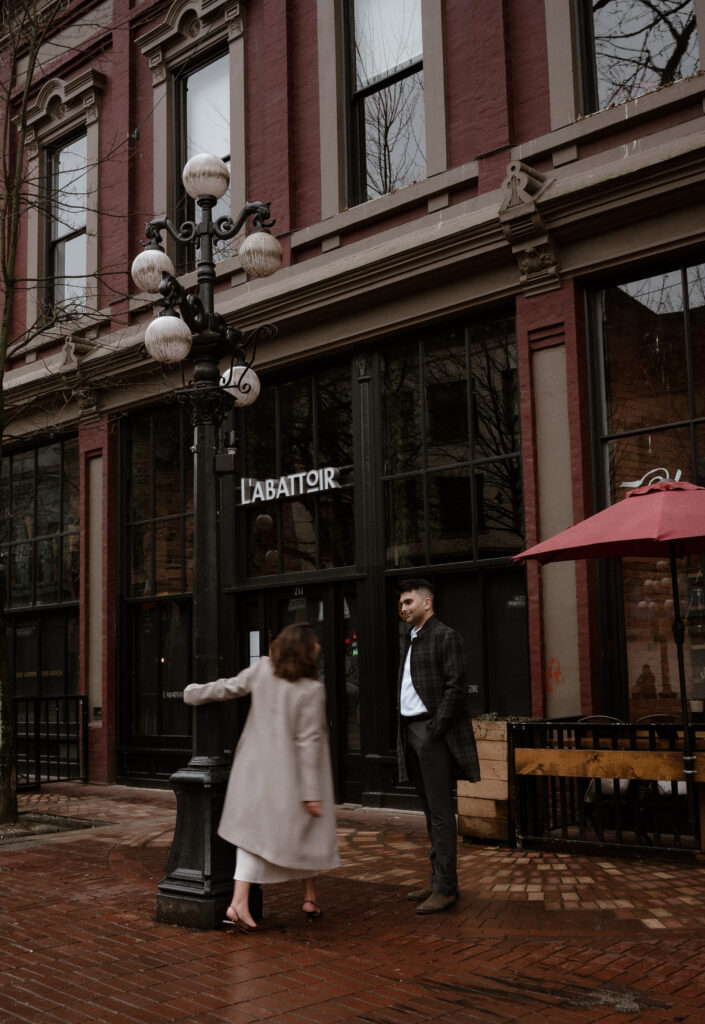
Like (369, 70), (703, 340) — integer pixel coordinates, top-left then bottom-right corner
(60, 336), (94, 371)
(60, 372), (99, 419)
(499, 161), (560, 296)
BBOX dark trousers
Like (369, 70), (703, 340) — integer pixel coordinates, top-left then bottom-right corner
(404, 718), (458, 897)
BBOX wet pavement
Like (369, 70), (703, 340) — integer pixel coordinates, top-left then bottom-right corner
(2, 783), (705, 1023)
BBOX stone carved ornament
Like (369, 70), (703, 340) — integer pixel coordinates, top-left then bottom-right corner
(499, 160), (560, 296)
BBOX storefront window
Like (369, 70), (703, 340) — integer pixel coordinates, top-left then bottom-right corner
(596, 262), (705, 719)
(1, 439), (79, 697)
(240, 363), (355, 576)
(125, 407), (193, 598)
(122, 406), (194, 743)
(1, 439), (79, 608)
(382, 314), (523, 568)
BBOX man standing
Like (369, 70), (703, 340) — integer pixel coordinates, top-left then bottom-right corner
(397, 578), (479, 914)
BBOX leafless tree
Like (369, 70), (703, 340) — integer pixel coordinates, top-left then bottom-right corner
(352, 1), (425, 202)
(591, 0), (698, 109)
(0, 0), (135, 823)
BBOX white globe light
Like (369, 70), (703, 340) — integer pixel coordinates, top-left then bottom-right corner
(220, 366), (261, 407)
(131, 248), (175, 294)
(238, 230), (283, 278)
(182, 153), (230, 200)
(144, 315), (192, 364)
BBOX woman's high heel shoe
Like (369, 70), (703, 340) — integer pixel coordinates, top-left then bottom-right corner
(223, 906), (255, 932)
(302, 899), (321, 919)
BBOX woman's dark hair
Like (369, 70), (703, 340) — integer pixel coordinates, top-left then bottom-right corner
(270, 623), (320, 681)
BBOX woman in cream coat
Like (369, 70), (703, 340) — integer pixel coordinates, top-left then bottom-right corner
(183, 623), (339, 931)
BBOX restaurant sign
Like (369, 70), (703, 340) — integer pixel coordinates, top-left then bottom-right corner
(240, 467), (340, 505)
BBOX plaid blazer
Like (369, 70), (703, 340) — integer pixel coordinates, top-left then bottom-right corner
(396, 614), (480, 784)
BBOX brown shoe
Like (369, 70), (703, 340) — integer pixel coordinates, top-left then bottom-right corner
(406, 886), (433, 902)
(416, 892), (457, 915)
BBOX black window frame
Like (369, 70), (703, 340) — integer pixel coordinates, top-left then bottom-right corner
(588, 259), (705, 718)
(343, 0), (425, 208)
(172, 47), (231, 274)
(575, 0), (700, 115)
(380, 313), (524, 571)
(237, 362), (356, 579)
(44, 132), (88, 316)
(0, 437), (80, 611)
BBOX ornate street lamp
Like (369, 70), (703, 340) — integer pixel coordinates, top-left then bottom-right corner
(132, 153), (282, 929)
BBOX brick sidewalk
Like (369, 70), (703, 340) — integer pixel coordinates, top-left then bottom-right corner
(3, 784), (705, 1023)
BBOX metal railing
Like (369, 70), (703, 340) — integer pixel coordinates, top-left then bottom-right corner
(14, 696), (88, 790)
(509, 720), (704, 856)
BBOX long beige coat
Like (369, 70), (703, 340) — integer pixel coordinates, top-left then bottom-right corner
(183, 657), (340, 873)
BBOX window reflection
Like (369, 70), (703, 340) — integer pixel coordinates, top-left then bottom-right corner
(37, 444), (61, 536)
(596, 259), (705, 722)
(382, 315), (522, 567)
(1, 440), (79, 608)
(317, 368), (353, 466)
(584, 0), (698, 112)
(607, 427), (692, 505)
(319, 491), (355, 569)
(282, 498), (317, 572)
(349, 0), (425, 205)
(48, 134), (88, 311)
(242, 364), (355, 575)
(279, 379), (313, 475)
(125, 407), (192, 598)
(603, 272), (689, 434)
(428, 469), (472, 564)
(476, 459), (524, 559)
(179, 53), (232, 264)
(385, 476), (424, 568)
(383, 346), (421, 474)
(425, 332), (468, 467)
(470, 317), (519, 461)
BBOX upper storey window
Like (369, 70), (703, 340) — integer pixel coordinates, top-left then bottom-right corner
(46, 134), (88, 314)
(579, 0), (700, 113)
(346, 0), (426, 206)
(174, 51), (231, 268)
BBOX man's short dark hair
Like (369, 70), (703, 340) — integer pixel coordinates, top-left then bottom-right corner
(398, 577), (434, 597)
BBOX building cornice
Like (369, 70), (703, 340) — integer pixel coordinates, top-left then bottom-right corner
(7, 120), (705, 418)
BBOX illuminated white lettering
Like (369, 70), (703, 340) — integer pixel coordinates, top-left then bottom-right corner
(238, 468), (341, 505)
(323, 466), (338, 489)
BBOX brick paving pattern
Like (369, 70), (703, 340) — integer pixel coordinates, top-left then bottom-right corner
(2, 784), (705, 1023)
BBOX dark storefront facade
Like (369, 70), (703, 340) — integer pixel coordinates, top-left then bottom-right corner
(5, 0), (705, 803)
(115, 312), (531, 804)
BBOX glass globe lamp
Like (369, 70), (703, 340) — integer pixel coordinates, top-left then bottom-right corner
(144, 313), (192, 364)
(131, 248), (175, 295)
(182, 153), (230, 200)
(238, 230), (283, 278)
(220, 366), (261, 407)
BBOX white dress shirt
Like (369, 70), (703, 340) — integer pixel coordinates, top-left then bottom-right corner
(400, 626), (428, 717)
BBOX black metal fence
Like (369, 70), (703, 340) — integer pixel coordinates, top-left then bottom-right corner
(14, 696), (88, 790)
(509, 720), (704, 856)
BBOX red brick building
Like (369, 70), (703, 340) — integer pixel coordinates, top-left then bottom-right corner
(3, 0), (705, 805)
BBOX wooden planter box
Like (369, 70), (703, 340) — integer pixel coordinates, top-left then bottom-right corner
(457, 719), (511, 843)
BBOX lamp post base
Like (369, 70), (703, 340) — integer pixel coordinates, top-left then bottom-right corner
(155, 757), (235, 929)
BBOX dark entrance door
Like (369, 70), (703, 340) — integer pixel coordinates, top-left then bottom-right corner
(238, 582), (361, 803)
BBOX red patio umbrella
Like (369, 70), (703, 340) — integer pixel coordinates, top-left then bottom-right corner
(514, 479), (705, 823)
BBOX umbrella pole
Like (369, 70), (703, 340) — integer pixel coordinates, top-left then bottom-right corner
(670, 543), (697, 831)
